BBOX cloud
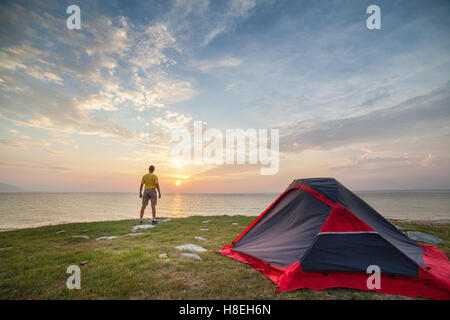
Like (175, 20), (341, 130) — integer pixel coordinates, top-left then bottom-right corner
(0, 139), (27, 149)
(31, 141), (62, 155)
(329, 155), (410, 172)
(8, 129), (30, 139)
(0, 96), (136, 139)
(0, 10), (135, 138)
(189, 57), (243, 72)
(0, 2), (197, 146)
(142, 79), (197, 110)
(115, 148), (171, 163)
(201, 0), (256, 46)
(128, 24), (178, 70)
(0, 44), (64, 85)
(279, 83), (450, 153)
(0, 161), (69, 171)
(152, 110), (192, 132)
(349, 87), (391, 111)
(77, 94), (118, 111)
(162, 0), (257, 47)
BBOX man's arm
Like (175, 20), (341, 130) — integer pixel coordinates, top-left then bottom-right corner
(156, 184), (161, 198)
(139, 183), (144, 198)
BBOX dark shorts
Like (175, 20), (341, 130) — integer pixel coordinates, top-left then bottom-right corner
(142, 189), (157, 207)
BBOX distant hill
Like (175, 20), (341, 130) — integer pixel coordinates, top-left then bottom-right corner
(0, 183), (21, 192)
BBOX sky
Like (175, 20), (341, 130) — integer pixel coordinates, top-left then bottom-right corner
(0, 0), (449, 193)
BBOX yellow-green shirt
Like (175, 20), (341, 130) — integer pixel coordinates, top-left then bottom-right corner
(141, 173), (159, 189)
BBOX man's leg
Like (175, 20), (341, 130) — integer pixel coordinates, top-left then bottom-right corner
(150, 190), (157, 224)
(151, 204), (156, 219)
(140, 205), (146, 220)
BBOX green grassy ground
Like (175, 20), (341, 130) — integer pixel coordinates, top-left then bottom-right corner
(0, 216), (448, 300)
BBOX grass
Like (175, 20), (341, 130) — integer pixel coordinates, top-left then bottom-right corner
(0, 216), (448, 300)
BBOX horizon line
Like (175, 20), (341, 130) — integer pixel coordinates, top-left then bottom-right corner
(2, 188), (450, 194)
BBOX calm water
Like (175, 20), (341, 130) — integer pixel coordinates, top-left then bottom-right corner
(0, 191), (449, 230)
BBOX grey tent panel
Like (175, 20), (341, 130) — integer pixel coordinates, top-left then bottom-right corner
(300, 233), (420, 277)
(233, 189), (331, 268)
(288, 178), (339, 202)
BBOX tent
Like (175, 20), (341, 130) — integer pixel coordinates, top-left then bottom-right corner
(220, 178), (450, 299)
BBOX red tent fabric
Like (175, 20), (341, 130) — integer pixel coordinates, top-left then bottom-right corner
(220, 178), (450, 299)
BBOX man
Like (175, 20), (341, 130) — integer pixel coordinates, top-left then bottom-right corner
(139, 165), (161, 224)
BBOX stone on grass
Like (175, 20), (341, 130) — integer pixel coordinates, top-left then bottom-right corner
(123, 232), (144, 237)
(181, 253), (202, 261)
(72, 235), (90, 239)
(0, 246), (12, 251)
(96, 236), (118, 241)
(407, 231), (442, 244)
(200, 228), (209, 231)
(394, 225), (405, 231)
(158, 253), (168, 259)
(80, 260), (88, 265)
(145, 218), (171, 223)
(231, 222), (239, 225)
(194, 236), (207, 241)
(202, 220), (209, 224)
(56, 230), (65, 234)
(132, 224), (155, 232)
(175, 244), (207, 252)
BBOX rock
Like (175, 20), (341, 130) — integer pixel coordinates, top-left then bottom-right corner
(146, 218), (171, 223)
(200, 228), (209, 231)
(80, 260), (88, 265)
(394, 225), (405, 231)
(0, 246), (12, 251)
(132, 224), (155, 232)
(231, 222), (239, 225)
(56, 230), (65, 234)
(158, 253), (168, 259)
(194, 236), (207, 241)
(181, 253), (202, 261)
(72, 235), (90, 239)
(175, 244), (207, 252)
(123, 232), (144, 237)
(96, 236), (118, 241)
(407, 231), (442, 244)
(202, 220), (209, 224)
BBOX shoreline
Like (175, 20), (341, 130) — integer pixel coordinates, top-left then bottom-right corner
(1, 216), (449, 233)
(2, 189), (450, 193)
(390, 218), (450, 225)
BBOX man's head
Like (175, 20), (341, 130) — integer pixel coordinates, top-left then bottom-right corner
(149, 165), (155, 173)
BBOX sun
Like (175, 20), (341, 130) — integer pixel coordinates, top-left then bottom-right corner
(175, 180), (181, 186)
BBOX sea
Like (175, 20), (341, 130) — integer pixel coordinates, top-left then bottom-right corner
(0, 190), (449, 230)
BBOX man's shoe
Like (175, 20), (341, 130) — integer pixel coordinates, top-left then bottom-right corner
(152, 219), (157, 225)
(139, 219), (143, 224)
